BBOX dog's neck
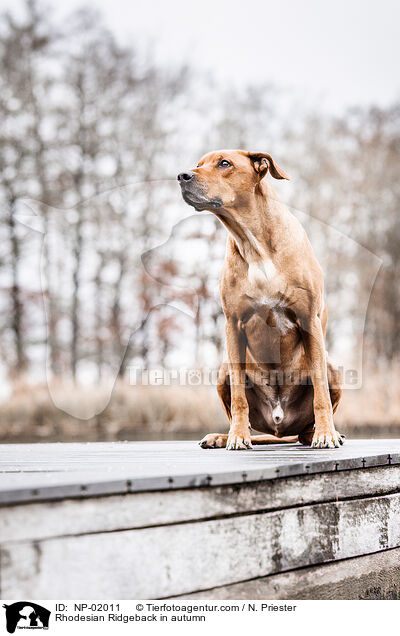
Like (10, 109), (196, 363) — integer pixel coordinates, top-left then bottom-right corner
(216, 181), (281, 265)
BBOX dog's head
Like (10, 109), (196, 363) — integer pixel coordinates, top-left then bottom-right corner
(177, 149), (290, 213)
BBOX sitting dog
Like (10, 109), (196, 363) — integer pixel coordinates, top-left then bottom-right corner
(178, 150), (343, 449)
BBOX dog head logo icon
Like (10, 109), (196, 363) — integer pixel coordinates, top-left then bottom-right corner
(3, 602), (50, 633)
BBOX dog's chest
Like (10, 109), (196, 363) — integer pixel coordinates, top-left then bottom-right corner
(247, 260), (277, 288)
(245, 260), (295, 335)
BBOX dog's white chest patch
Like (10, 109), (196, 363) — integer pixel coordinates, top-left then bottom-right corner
(248, 259), (277, 288)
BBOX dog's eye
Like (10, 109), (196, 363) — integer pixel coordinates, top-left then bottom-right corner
(218, 159), (232, 168)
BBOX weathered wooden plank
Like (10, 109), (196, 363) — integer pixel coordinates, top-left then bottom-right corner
(1, 465), (400, 544)
(1, 440), (400, 503)
(174, 548), (400, 600)
(2, 492), (400, 598)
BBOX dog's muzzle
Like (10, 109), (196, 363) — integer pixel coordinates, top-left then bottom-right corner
(177, 172), (223, 212)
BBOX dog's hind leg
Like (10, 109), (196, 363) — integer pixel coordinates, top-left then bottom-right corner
(251, 434), (298, 444)
(200, 432), (298, 448)
(298, 426), (315, 446)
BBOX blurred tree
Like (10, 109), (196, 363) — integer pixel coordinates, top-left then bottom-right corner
(0, 0), (56, 379)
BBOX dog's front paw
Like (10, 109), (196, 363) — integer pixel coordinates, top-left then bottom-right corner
(311, 430), (344, 449)
(199, 433), (227, 449)
(226, 432), (252, 450)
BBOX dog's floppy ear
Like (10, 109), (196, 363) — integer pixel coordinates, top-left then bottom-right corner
(247, 152), (290, 180)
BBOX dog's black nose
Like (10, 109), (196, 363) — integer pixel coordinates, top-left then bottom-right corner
(177, 171), (195, 182)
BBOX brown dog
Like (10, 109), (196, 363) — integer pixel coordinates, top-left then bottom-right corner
(178, 150), (343, 449)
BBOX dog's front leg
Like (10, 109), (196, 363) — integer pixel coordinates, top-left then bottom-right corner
(302, 315), (343, 448)
(225, 318), (252, 450)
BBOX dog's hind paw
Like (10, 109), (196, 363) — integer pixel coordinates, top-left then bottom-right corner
(199, 433), (227, 449)
(311, 430), (344, 449)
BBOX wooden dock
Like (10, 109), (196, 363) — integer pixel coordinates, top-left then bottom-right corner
(1, 439), (400, 599)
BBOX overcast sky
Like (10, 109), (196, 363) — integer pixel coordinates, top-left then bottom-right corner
(32, 0), (400, 113)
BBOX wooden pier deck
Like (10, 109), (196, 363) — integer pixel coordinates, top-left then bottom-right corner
(1, 439), (400, 599)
